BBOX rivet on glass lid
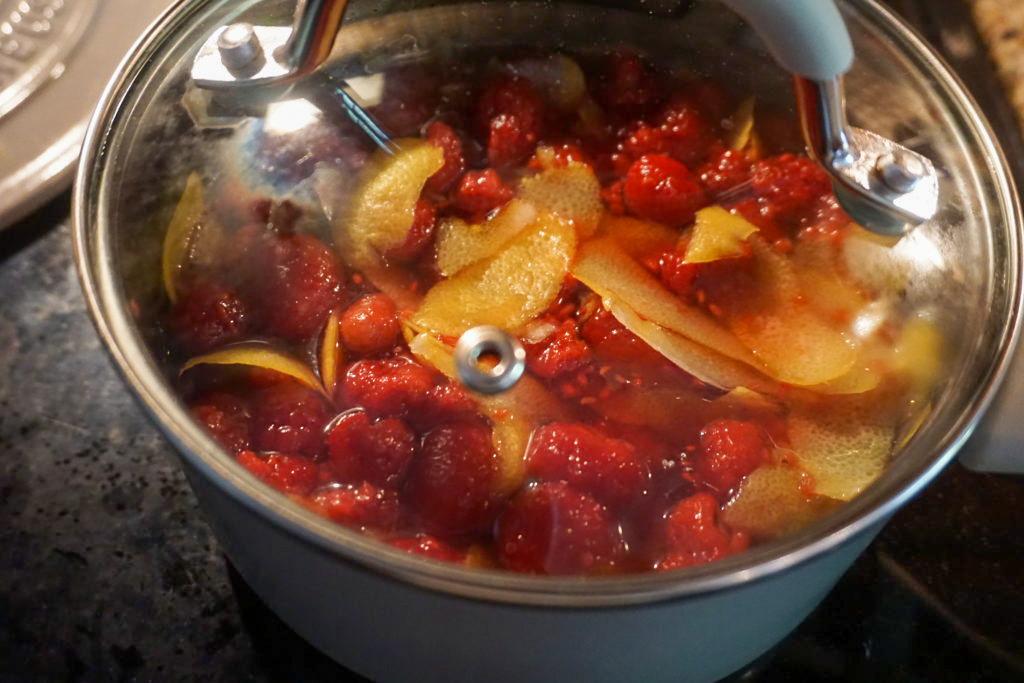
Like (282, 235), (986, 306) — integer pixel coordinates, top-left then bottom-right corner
(454, 327), (527, 395)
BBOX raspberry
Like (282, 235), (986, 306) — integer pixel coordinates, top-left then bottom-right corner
(190, 393), (251, 454)
(657, 492), (748, 570)
(593, 52), (657, 118)
(170, 278), (250, 354)
(388, 535), (466, 563)
(658, 249), (700, 299)
(687, 80), (733, 122)
(731, 199), (785, 243)
(405, 382), (480, 433)
(424, 121), (466, 194)
(694, 419), (772, 494)
(326, 410), (416, 488)
(404, 421), (500, 539)
(310, 482), (401, 532)
(339, 356), (436, 420)
(749, 153), (832, 222)
(340, 293), (400, 356)
(524, 321), (591, 379)
(236, 450), (320, 495)
(476, 75), (544, 168)
(386, 199), (437, 263)
(496, 482), (625, 574)
(257, 234), (344, 342)
(251, 382), (332, 460)
(372, 64), (437, 137)
(698, 148), (752, 196)
(526, 422), (649, 510)
(600, 181), (626, 215)
(452, 168), (514, 217)
(581, 307), (665, 367)
(623, 154), (707, 227)
(799, 194), (853, 242)
(654, 96), (712, 165)
(616, 98), (712, 167)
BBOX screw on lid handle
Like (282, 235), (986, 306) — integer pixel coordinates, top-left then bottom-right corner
(720, 0), (854, 81)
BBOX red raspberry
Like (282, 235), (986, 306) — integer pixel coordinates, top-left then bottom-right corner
(698, 148), (752, 196)
(496, 482), (625, 575)
(617, 122), (664, 160)
(404, 421), (500, 539)
(453, 168), (514, 217)
(655, 96), (712, 165)
(250, 199), (303, 235)
(600, 181), (626, 215)
(251, 382), (332, 460)
(340, 293), (400, 356)
(326, 410), (416, 488)
(749, 153), (832, 222)
(581, 307), (665, 367)
(799, 194), (853, 242)
(526, 422), (649, 510)
(524, 321), (591, 379)
(731, 199), (785, 243)
(190, 393), (251, 455)
(371, 64), (437, 137)
(339, 357), (436, 420)
(388, 535), (466, 563)
(236, 450), (319, 495)
(170, 279), (250, 354)
(687, 80), (733, 122)
(594, 52), (658, 118)
(257, 234), (344, 342)
(657, 492), (749, 570)
(310, 482), (401, 532)
(387, 199), (437, 263)
(694, 419), (772, 494)
(476, 75), (544, 168)
(406, 382), (480, 433)
(424, 121), (466, 194)
(623, 154), (707, 227)
(658, 249), (700, 299)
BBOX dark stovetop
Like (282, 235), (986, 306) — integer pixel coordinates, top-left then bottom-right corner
(1, 1), (1023, 681)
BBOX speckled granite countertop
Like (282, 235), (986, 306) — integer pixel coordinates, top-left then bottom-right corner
(2, 2), (1024, 681)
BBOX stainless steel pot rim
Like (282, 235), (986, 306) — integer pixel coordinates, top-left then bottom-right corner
(73, 0), (1023, 608)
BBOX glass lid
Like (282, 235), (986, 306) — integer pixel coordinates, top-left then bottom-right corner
(79, 0), (1020, 591)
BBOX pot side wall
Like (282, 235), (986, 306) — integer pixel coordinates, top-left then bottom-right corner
(183, 461), (881, 683)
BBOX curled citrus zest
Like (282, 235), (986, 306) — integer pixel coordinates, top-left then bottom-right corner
(722, 464), (837, 539)
(607, 299), (779, 394)
(518, 159), (602, 236)
(684, 206), (758, 263)
(162, 172), (205, 303)
(726, 96), (756, 151)
(595, 214), (677, 259)
(414, 215), (576, 337)
(338, 139), (445, 267)
(435, 199), (537, 277)
(572, 237), (758, 366)
(182, 343), (326, 396)
(319, 310), (343, 396)
(788, 402), (894, 501)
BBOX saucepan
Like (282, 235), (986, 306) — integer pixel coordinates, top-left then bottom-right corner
(73, 0), (1021, 680)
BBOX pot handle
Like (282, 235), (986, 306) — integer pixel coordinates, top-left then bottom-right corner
(719, 0), (853, 80)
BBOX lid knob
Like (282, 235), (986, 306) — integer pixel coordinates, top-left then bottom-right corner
(217, 23), (264, 73)
(454, 326), (526, 395)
